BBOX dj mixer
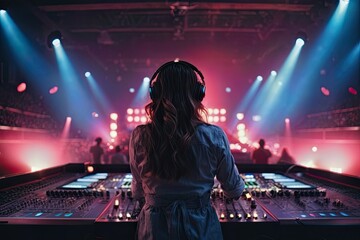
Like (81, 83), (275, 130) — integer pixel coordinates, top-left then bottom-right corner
(0, 163), (359, 240)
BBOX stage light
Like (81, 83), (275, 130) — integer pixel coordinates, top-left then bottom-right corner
(47, 31), (62, 49)
(129, 88), (135, 93)
(143, 77), (150, 83)
(271, 70), (277, 76)
(17, 82), (26, 92)
(321, 87), (330, 96)
(220, 108), (226, 115)
(110, 123), (117, 131)
(52, 39), (60, 48)
(225, 87), (231, 93)
(237, 123), (245, 130)
(348, 87), (357, 95)
(236, 113), (244, 120)
(110, 131), (117, 138)
(312, 146), (318, 152)
(239, 137), (248, 144)
(110, 113), (118, 121)
(86, 165), (94, 173)
(49, 86), (58, 94)
(0, 9), (6, 15)
(85, 72), (91, 77)
(296, 38), (305, 47)
(141, 116), (147, 123)
(256, 75), (263, 81)
(285, 118), (290, 123)
(295, 31), (308, 46)
(127, 108), (134, 115)
(340, 0), (349, 4)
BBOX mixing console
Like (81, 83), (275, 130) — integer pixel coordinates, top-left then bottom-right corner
(0, 163), (359, 240)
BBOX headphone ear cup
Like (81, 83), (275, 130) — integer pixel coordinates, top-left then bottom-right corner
(195, 82), (206, 101)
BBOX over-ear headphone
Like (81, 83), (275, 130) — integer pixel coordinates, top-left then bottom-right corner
(149, 60), (206, 101)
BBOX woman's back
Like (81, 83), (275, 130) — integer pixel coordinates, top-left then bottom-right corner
(130, 124), (244, 239)
(129, 60), (244, 239)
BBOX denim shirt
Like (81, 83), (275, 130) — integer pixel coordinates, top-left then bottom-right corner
(129, 123), (244, 239)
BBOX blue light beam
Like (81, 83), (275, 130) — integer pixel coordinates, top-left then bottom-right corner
(0, 11), (53, 90)
(86, 73), (113, 113)
(53, 43), (95, 128)
(287, 1), (350, 114)
(131, 77), (151, 107)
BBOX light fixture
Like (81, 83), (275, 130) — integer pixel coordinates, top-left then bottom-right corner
(47, 30), (63, 49)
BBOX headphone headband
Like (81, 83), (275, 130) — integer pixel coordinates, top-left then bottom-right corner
(149, 60), (206, 101)
(149, 60), (205, 86)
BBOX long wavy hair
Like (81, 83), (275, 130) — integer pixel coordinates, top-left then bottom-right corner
(142, 61), (207, 180)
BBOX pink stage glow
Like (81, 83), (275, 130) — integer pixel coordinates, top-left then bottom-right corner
(348, 87), (357, 95)
(16, 140), (63, 173)
(277, 136), (360, 177)
(17, 83), (26, 92)
(49, 86), (58, 94)
(321, 87), (330, 96)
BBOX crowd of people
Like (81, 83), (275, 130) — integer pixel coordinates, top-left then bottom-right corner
(0, 108), (58, 130)
(297, 107), (360, 129)
(0, 83), (59, 132)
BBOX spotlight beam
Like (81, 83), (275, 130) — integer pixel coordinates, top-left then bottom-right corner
(287, 1), (350, 114)
(86, 74), (113, 113)
(53, 43), (96, 132)
(0, 11), (54, 91)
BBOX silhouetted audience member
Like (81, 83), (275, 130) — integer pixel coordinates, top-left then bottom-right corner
(252, 139), (272, 164)
(277, 148), (296, 165)
(90, 137), (104, 164)
(111, 145), (128, 164)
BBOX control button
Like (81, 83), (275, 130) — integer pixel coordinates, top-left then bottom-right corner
(237, 213), (242, 219)
(229, 213), (234, 219)
(114, 199), (119, 208)
(118, 212), (123, 219)
(253, 212), (258, 219)
(220, 213), (225, 220)
(245, 213), (251, 220)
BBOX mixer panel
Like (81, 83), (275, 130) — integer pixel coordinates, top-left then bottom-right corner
(0, 164), (359, 240)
